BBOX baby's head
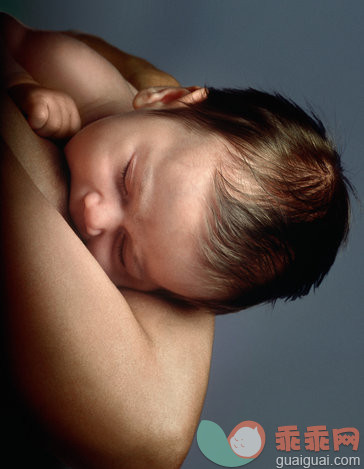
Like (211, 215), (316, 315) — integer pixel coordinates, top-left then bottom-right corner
(65, 87), (352, 314)
(148, 87), (352, 313)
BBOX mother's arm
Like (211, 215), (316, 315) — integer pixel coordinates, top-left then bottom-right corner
(1, 17), (214, 467)
(0, 138), (214, 468)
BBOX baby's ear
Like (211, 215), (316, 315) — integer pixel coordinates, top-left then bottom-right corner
(133, 86), (207, 110)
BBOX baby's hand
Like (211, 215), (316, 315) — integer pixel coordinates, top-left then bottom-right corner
(8, 83), (81, 139)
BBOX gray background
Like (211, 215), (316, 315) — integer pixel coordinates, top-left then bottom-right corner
(1, 1), (363, 468)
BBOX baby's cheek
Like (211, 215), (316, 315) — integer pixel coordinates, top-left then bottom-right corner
(86, 238), (114, 276)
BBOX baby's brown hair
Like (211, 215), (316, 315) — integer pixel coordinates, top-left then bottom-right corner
(151, 88), (352, 313)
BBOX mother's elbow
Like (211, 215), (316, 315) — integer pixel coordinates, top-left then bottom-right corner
(128, 424), (193, 469)
(66, 419), (194, 469)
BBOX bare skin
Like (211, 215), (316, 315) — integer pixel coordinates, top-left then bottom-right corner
(1, 14), (215, 469)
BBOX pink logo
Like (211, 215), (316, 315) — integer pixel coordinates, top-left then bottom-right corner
(228, 421), (266, 459)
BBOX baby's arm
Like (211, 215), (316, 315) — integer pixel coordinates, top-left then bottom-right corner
(1, 14), (182, 140)
(1, 13), (137, 132)
(65, 30), (180, 90)
(1, 14), (180, 128)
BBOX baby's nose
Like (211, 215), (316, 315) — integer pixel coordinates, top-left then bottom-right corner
(83, 191), (120, 236)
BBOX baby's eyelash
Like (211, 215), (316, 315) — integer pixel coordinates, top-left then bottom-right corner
(118, 156), (134, 197)
(118, 232), (126, 266)
(119, 165), (128, 196)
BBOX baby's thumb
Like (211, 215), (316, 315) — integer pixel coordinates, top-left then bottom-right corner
(27, 101), (49, 130)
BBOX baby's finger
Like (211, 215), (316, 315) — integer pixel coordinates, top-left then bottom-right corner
(49, 98), (80, 139)
(55, 101), (77, 139)
(61, 99), (76, 136)
(52, 98), (81, 139)
(27, 100), (49, 130)
(69, 105), (82, 135)
(36, 100), (63, 137)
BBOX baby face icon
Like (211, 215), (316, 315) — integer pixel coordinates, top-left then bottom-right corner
(228, 421), (265, 459)
(197, 419), (266, 466)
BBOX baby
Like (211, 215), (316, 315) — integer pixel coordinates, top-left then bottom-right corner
(1, 13), (352, 314)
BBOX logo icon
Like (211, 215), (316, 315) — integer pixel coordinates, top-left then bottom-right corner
(197, 420), (265, 467)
